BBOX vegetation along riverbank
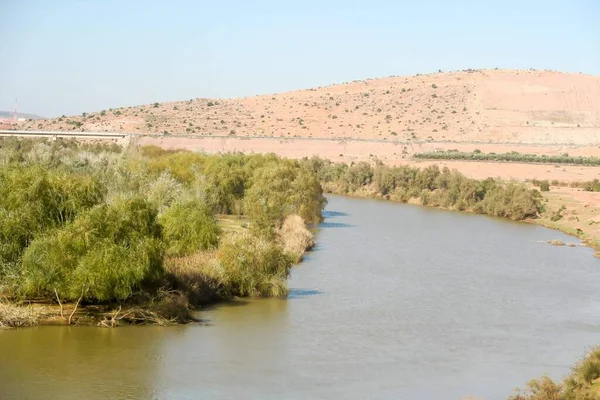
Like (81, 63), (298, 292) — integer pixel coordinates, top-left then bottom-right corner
(2, 138), (598, 329)
(509, 347), (600, 400)
(0, 138), (325, 327)
(299, 156), (600, 253)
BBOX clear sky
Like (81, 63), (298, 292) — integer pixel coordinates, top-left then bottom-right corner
(1, 0), (598, 117)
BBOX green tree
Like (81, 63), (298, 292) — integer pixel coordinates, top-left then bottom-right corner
(160, 200), (220, 256)
(20, 197), (164, 302)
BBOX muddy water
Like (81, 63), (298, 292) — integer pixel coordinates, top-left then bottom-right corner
(2, 195), (600, 400)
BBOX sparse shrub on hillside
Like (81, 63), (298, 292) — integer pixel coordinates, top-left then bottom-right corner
(153, 103), (159, 108)
(583, 179), (600, 192)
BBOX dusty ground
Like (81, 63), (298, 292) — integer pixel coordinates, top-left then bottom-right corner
(21, 69), (600, 146)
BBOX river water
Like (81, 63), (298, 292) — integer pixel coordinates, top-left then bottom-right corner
(2, 195), (600, 400)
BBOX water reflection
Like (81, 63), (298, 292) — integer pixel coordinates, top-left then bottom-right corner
(319, 221), (354, 228)
(288, 288), (322, 299)
(322, 210), (349, 218)
(0, 326), (170, 400)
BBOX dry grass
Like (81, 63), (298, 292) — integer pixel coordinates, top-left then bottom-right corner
(0, 301), (42, 328)
(164, 251), (223, 306)
(278, 214), (315, 263)
(97, 291), (192, 327)
(511, 347), (600, 400)
(509, 376), (563, 400)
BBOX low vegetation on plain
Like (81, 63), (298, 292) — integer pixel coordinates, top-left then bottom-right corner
(414, 150), (600, 166)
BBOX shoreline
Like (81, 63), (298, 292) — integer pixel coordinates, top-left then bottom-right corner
(324, 186), (600, 255)
(1, 217), (316, 329)
(3, 187), (597, 330)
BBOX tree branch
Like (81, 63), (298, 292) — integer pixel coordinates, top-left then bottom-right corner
(54, 288), (65, 320)
(68, 287), (87, 325)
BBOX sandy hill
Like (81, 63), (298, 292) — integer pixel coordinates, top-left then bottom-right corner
(22, 69), (600, 145)
(0, 111), (44, 120)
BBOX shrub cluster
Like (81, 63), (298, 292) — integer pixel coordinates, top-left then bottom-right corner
(0, 139), (325, 308)
(510, 347), (600, 400)
(301, 157), (542, 220)
(414, 150), (600, 166)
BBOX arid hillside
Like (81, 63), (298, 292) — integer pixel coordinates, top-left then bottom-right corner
(22, 69), (600, 145)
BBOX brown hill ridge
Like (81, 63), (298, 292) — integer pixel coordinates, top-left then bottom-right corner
(22, 69), (600, 145)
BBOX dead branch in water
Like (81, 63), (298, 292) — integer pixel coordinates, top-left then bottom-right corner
(98, 305), (177, 327)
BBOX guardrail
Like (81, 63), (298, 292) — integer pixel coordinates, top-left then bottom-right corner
(0, 130), (127, 139)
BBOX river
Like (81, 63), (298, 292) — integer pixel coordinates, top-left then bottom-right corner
(1, 195), (599, 400)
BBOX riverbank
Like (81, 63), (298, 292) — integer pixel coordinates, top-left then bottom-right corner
(534, 186), (600, 254)
(321, 181), (600, 256)
(0, 215), (316, 328)
(0, 140), (325, 329)
(4, 194), (597, 399)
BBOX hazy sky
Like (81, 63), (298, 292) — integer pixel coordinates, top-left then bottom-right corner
(1, 0), (598, 117)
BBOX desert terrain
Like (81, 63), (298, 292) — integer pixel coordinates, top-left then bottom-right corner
(17, 68), (600, 250)
(17, 68), (600, 181)
(20, 68), (600, 170)
(22, 68), (600, 143)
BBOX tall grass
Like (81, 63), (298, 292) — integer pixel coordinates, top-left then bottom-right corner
(216, 233), (292, 298)
(278, 215), (315, 263)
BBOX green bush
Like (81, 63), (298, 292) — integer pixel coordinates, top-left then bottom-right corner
(306, 157), (542, 221)
(1, 140), (325, 306)
(0, 165), (104, 266)
(216, 233), (292, 297)
(160, 200), (220, 256)
(20, 197), (164, 302)
(244, 163), (325, 231)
